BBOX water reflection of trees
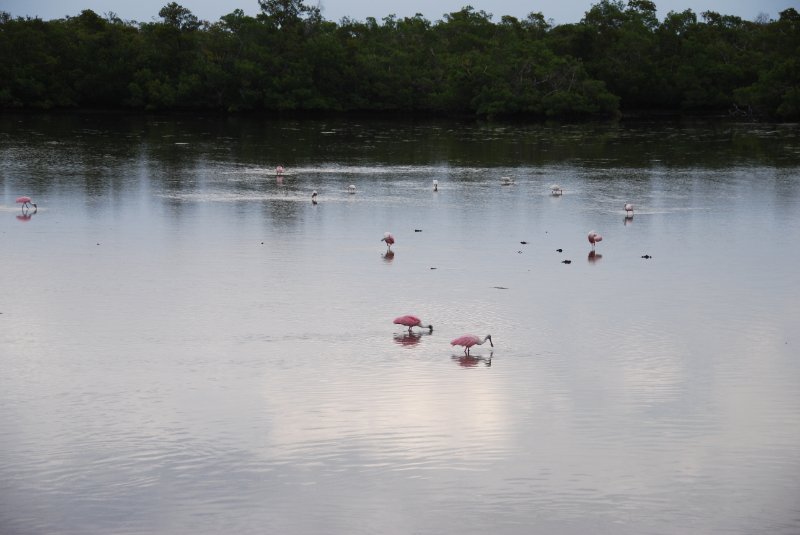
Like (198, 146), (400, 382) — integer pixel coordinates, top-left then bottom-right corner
(2, 114), (800, 206)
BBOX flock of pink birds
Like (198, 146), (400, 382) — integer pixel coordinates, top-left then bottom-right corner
(375, 183), (634, 356)
(14, 173), (636, 357)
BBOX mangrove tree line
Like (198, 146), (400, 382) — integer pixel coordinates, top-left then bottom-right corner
(0, 0), (798, 119)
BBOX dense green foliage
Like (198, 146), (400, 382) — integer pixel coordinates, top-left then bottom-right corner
(1, 1), (798, 119)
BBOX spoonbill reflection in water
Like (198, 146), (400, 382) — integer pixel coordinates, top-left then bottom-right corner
(451, 334), (493, 355)
(452, 352), (492, 367)
(393, 331), (433, 347)
(588, 250), (603, 263)
(393, 315), (433, 333)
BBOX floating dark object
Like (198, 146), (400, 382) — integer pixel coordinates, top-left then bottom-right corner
(556, 248), (563, 252)
(430, 267), (437, 270)
(642, 254), (653, 259)
(415, 229), (422, 232)
(520, 241), (528, 245)
(517, 250), (523, 254)
(562, 259), (572, 264)
(493, 286), (509, 290)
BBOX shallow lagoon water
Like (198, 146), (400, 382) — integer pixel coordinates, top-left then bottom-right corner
(1, 115), (799, 534)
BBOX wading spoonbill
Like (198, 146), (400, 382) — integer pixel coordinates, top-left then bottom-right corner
(382, 232), (395, 251)
(625, 203), (634, 217)
(451, 334), (493, 355)
(588, 230), (603, 250)
(16, 196), (37, 211)
(393, 315), (433, 333)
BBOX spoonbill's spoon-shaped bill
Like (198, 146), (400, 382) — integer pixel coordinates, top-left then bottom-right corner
(393, 315), (433, 333)
(450, 334), (493, 355)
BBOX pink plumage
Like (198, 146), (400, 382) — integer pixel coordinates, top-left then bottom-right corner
(450, 334), (493, 354)
(588, 230), (603, 249)
(16, 196), (36, 211)
(394, 314), (432, 333)
(382, 232), (395, 250)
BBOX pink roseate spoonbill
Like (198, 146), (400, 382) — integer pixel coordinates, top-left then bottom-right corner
(276, 165), (285, 175)
(551, 184), (563, 195)
(311, 190), (318, 204)
(588, 230), (603, 250)
(393, 314), (433, 334)
(16, 196), (37, 211)
(348, 184), (356, 194)
(382, 232), (395, 251)
(624, 203), (634, 217)
(451, 334), (493, 355)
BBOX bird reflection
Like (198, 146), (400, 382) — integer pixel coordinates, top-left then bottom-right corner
(623, 215), (633, 225)
(452, 351), (493, 367)
(16, 204), (37, 221)
(276, 175), (284, 185)
(393, 332), (429, 347)
(588, 250), (603, 263)
(382, 250), (395, 263)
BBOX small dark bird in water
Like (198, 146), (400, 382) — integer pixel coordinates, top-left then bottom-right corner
(562, 259), (572, 264)
(520, 241), (528, 244)
(415, 229), (422, 232)
(430, 267), (437, 270)
(556, 248), (563, 252)
(642, 254), (652, 259)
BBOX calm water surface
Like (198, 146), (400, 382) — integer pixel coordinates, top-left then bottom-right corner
(1, 115), (799, 534)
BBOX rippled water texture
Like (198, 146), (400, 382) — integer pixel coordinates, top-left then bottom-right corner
(1, 115), (799, 534)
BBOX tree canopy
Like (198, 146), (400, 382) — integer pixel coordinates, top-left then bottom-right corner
(0, 1), (797, 119)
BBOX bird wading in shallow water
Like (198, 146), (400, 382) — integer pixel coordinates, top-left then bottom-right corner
(382, 232), (395, 251)
(625, 203), (634, 217)
(451, 334), (493, 355)
(16, 196), (37, 212)
(588, 230), (603, 250)
(393, 315), (433, 334)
